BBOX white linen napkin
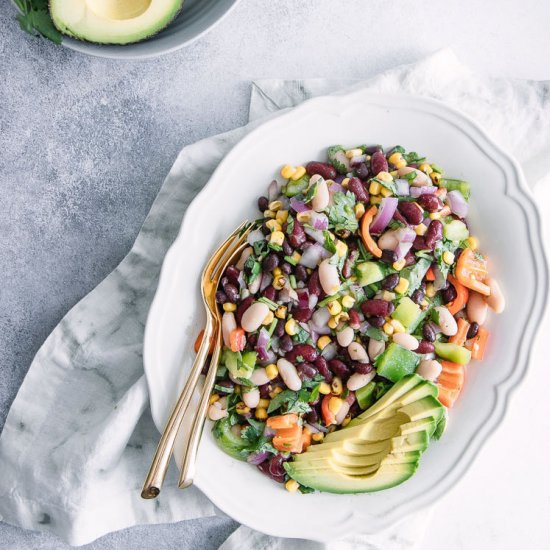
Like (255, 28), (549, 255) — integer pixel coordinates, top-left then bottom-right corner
(0, 49), (549, 548)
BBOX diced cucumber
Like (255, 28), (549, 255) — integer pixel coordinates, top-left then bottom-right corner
(356, 261), (385, 286)
(356, 381), (377, 410)
(440, 178), (471, 200)
(444, 220), (469, 242)
(283, 174), (310, 197)
(434, 341), (471, 365)
(391, 297), (421, 332)
(224, 350), (257, 379)
(375, 343), (420, 383)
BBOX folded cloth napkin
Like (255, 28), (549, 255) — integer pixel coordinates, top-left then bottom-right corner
(1, 49), (549, 548)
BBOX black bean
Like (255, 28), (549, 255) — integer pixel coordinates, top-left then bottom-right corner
(216, 290), (227, 304)
(355, 162), (370, 180)
(279, 334), (294, 352)
(262, 253), (279, 272)
(381, 249), (398, 265)
(369, 316), (385, 328)
(275, 320), (286, 339)
(295, 265), (308, 282)
(223, 283), (239, 303)
(422, 322), (437, 342)
(328, 359), (352, 380)
(441, 284), (457, 304)
(411, 289), (425, 305)
(467, 322), (479, 339)
(281, 262), (292, 275)
(257, 196), (269, 212)
(381, 273), (400, 291)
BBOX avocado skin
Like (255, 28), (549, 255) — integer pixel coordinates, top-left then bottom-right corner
(49, 0), (184, 45)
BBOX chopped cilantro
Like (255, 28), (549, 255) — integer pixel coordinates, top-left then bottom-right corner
(244, 255), (262, 284)
(323, 230), (337, 254)
(327, 192), (359, 233)
(366, 326), (388, 342)
(305, 182), (319, 203)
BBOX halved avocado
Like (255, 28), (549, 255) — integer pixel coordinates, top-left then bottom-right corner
(49, 0), (183, 45)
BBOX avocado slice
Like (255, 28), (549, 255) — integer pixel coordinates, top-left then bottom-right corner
(49, 0), (183, 45)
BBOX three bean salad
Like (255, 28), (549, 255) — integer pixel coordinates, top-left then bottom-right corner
(203, 144), (505, 493)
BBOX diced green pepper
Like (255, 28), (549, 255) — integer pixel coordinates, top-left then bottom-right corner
(356, 381), (377, 410)
(434, 341), (471, 365)
(391, 297), (421, 332)
(375, 343), (420, 383)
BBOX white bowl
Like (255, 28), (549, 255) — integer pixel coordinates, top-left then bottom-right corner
(143, 91), (548, 541)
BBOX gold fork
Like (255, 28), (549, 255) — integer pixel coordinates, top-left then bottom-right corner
(178, 240), (249, 489)
(141, 222), (252, 499)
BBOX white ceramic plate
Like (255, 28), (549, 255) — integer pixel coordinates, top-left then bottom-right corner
(143, 91), (548, 541)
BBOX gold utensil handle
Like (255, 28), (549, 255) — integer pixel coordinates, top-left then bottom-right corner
(141, 315), (214, 499)
(178, 324), (223, 489)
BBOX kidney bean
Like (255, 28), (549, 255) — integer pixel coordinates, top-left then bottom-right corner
(416, 340), (435, 354)
(369, 315), (385, 328)
(279, 333), (293, 351)
(305, 407), (319, 424)
(223, 283), (240, 304)
(398, 201), (424, 225)
(285, 344), (318, 363)
(418, 194), (442, 213)
(216, 290), (227, 304)
(308, 269), (322, 296)
(225, 265), (241, 286)
(260, 223), (271, 236)
(236, 296), (254, 325)
(295, 265), (308, 282)
(422, 322), (437, 342)
(296, 362), (318, 381)
(262, 253), (279, 272)
(328, 359), (352, 380)
(404, 251), (416, 266)
(381, 249), (398, 265)
(342, 249), (359, 279)
(348, 177), (369, 202)
(440, 283), (457, 304)
(315, 356), (333, 383)
(293, 308), (313, 322)
(279, 263), (291, 276)
(267, 454), (288, 481)
(257, 196), (269, 212)
(355, 162), (370, 180)
(412, 235), (427, 251)
(288, 220), (306, 248)
(261, 285), (276, 301)
(282, 239), (293, 256)
(410, 288), (425, 305)
(306, 161), (337, 180)
(353, 362), (373, 374)
(467, 321), (480, 339)
(371, 150), (388, 175)
(348, 309), (361, 329)
(424, 220), (443, 250)
(361, 299), (391, 318)
(381, 273), (400, 291)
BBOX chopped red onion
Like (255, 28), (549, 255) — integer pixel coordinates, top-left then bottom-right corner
(305, 423), (327, 434)
(256, 328), (271, 362)
(304, 227), (326, 244)
(321, 342), (337, 361)
(296, 289), (309, 309)
(395, 241), (413, 260)
(268, 180), (280, 202)
(247, 451), (270, 465)
(260, 272), (273, 292)
(259, 349), (277, 366)
(394, 179), (410, 196)
(350, 154), (367, 166)
(433, 266), (447, 291)
(247, 229), (265, 245)
(395, 227), (416, 243)
(308, 293), (318, 310)
(410, 186), (436, 198)
(309, 211), (329, 230)
(370, 197), (398, 234)
(263, 425), (276, 438)
(447, 190), (469, 218)
(299, 242), (332, 268)
(290, 197), (308, 213)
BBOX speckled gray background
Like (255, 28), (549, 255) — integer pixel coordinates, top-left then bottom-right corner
(1, 0), (549, 548)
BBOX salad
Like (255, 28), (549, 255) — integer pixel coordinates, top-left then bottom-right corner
(203, 144), (505, 494)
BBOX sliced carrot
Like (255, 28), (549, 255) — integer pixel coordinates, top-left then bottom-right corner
(229, 328), (246, 352)
(194, 329), (214, 354)
(266, 413), (299, 430)
(467, 326), (490, 360)
(449, 318), (470, 347)
(455, 248), (490, 296)
(321, 394), (336, 426)
(301, 429), (312, 452)
(437, 385), (460, 408)
(360, 206), (382, 258)
(447, 275), (470, 316)
(437, 360), (465, 408)
(426, 266), (436, 281)
(273, 425), (303, 453)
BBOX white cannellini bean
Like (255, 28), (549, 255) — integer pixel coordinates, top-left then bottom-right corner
(348, 342), (369, 362)
(236, 246), (253, 270)
(347, 371), (376, 391)
(467, 291), (488, 325)
(208, 401), (228, 421)
(397, 166), (431, 187)
(319, 259), (340, 296)
(434, 306), (458, 336)
(248, 273), (261, 295)
(335, 400), (351, 425)
(417, 359), (442, 382)
(485, 277), (505, 313)
(242, 388), (260, 408)
(337, 326), (355, 347)
(222, 311), (237, 348)
(392, 332), (419, 351)
(250, 367), (270, 386)
(241, 302), (270, 333)
(311, 177), (330, 212)
(368, 338), (385, 360)
(277, 358), (302, 391)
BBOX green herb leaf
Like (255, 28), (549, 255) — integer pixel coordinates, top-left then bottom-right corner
(244, 255), (262, 284)
(403, 151), (426, 164)
(304, 182), (319, 203)
(15, 0), (63, 44)
(253, 239), (268, 257)
(327, 192), (358, 234)
(258, 296), (278, 310)
(323, 231), (337, 254)
(366, 326), (388, 342)
(267, 389), (311, 414)
(286, 215), (295, 236)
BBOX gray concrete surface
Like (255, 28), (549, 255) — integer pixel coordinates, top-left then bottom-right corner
(1, 0), (549, 548)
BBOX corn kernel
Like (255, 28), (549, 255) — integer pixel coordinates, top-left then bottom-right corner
(334, 312), (349, 325)
(270, 231), (285, 247)
(291, 251), (302, 263)
(269, 386), (283, 398)
(266, 363), (279, 380)
(328, 317), (338, 330)
(255, 407), (268, 420)
(331, 377), (343, 395)
(327, 300), (342, 316)
(281, 164), (296, 179)
(223, 302), (237, 312)
(296, 211), (311, 223)
(466, 236), (479, 250)
(426, 283), (436, 298)
(335, 240), (348, 258)
(390, 319), (406, 333)
(354, 203), (365, 219)
(420, 299), (429, 308)
(235, 402), (250, 415)
(419, 163), (433, 174)
(376, 171), (393, 183)
(383, 322), (395, 336)
(276, 209), (289, 224)
(312, 432), (325, 442)
(443, 251), (455, 265)
(341, 295), (355, 309)
(392, 259), (406, 271)
(275, 305), (287, 319)
(341, 415), (352, 427)
(382, 290), (396, 302)
(328, 397), (343, 414)
(415, 223), (428, 236)
(265, 219), (282, 232)
(273, 267), (282, 277)
(262, 311), (274, 325)
(370, 196), (382, 205)
(369, 181), (381, 195)
(258, 398), (270, 408)
(290, 166), (306, 181)
(209, 394), (220, 405)
(429, 212), (441, 220)
(268, 200), (283, 212)
(430, 172), (442, 185)
(395, 159), (407, 169)
(319, 382), (331, 395)
(346, 148), (363, 159)
(389, 170), (398, 177)
(285, 319), (298, 336)
(395, 277), (409, 294)
(380, 187), (392, 198)
(388, 152), (403, 166)
(317, 335), (332, 351)
(273, 276), (286, 290)
(263, 209), (276, 219)
(285, 479), (300, 493)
